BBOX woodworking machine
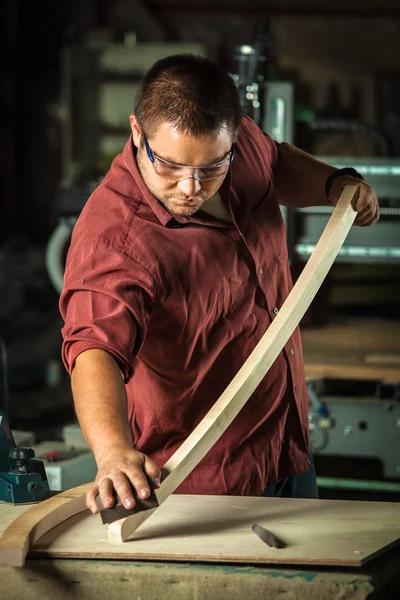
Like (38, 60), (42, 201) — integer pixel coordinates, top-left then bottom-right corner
(0, 411), (50, 504)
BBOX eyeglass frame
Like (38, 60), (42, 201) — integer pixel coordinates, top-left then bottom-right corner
(142, 133), (235, 181)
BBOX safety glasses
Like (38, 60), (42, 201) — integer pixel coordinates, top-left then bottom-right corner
(143, 134), (234, 182)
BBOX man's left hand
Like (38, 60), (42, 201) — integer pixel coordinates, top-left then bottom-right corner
(330, 176), (380, 227)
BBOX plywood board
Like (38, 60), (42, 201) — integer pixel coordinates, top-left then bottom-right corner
(1, 495), (399, 567)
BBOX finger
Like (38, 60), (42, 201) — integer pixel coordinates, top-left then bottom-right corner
(354, 191), (373, 212)
(98, 477), (117, 509)
(355, 207), (378, 227)
(126, 468), (153, 502)
(358, 205), (379, 227)
(144, 456), (162, 488)
(355, 205), (376, 225)
(357, 201), (377, 221)
(107, 473), (138, 509)
(86, 481), (100, 514)
(355, 214), (373, 227)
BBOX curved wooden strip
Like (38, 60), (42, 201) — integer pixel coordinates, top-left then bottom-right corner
(107, 185), (359, 543)
(0, 482), (91, 567)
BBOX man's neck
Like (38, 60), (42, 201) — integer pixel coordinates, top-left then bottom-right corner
(201, 192), (233, 223)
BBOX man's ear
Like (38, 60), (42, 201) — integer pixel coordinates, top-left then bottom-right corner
(129, 114), (142, 148)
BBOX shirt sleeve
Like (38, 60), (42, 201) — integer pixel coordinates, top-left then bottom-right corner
(260, 130), (279, 171)
(241, 114), (279, 172)
(59, 238), (155, 382)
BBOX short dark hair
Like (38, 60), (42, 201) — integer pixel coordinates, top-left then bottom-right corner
(134, 54), (242, 141)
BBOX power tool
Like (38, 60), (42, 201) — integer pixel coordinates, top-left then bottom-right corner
(0, 410), (50, 503)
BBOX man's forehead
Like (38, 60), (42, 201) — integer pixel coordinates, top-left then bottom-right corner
(149, 122), (233, 164)
(150, 121), (230, 140)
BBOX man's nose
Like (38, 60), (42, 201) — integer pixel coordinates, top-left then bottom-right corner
(177, 175), (201, 197)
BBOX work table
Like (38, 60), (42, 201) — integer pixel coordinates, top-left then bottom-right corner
(1, 494), (399, 599)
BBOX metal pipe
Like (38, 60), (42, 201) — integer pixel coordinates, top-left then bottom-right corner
(45, 218), (76, 294)
(317, 477), (400, 493)
(307, 119), (391, 157)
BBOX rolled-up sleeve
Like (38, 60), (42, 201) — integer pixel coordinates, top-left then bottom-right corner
(59, 238), (155, 382)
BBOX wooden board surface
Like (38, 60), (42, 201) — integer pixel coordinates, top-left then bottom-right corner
(302, 318), (400, 382)
(1, 495), (399, 567)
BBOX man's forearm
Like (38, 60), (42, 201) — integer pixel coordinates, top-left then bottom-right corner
(273, 142), (336, 208)
(71, 348), (133, 462)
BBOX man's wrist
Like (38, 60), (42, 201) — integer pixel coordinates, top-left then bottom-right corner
(325, 167), (364, 205)
(93, 440), (134, 463)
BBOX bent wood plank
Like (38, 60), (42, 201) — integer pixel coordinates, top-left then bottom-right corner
(108, 185), (359, 543)
(0, 483), (91, 566)
(0, 186), (358, 565)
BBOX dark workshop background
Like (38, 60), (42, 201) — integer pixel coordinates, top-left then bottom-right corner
(1, 0), (399, 500)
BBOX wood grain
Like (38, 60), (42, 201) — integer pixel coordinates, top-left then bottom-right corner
(108, 185), (359, 543)
(0, 484), (91, 567)
(2, 495), (400, 568)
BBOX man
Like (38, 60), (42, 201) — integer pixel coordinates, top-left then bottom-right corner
(60, 54), (379, 515)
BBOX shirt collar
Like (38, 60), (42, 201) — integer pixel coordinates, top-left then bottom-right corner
(121, 136), (177, 227)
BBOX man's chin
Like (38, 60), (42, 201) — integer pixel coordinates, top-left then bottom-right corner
(164, 198), (204, 216)
(171, 206), (201, 217)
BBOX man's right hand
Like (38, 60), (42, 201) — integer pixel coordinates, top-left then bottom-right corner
(86, 447), (161, 514)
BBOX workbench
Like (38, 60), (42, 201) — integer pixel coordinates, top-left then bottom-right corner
(1, 552), (400, 600)
(1, 494), (400, 600)
(2, 316), (399, 598)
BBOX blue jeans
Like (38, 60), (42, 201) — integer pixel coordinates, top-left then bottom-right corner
(262, 454), (319, 499)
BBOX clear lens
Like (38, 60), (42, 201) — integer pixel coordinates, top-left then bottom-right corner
(154, 159), (230, 181)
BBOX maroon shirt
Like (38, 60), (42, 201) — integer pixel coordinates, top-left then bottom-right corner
(60, 115), (310, 495)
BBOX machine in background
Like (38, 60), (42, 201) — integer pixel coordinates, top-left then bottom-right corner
(261, 80), (400, 490)
(0, 410), (50, 504)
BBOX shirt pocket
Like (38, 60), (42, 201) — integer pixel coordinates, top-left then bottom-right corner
(251, 187), (288, 264)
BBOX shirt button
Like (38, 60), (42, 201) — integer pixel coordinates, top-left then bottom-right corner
(273, 307), (279, 314)
(258, 268), (263, 274)
(294, 386), (298, 393)
(289, 348), (295, 355)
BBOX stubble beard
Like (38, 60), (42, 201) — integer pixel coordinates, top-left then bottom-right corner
(158, 195), (206, 216)
(137, 150), (210, 216)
